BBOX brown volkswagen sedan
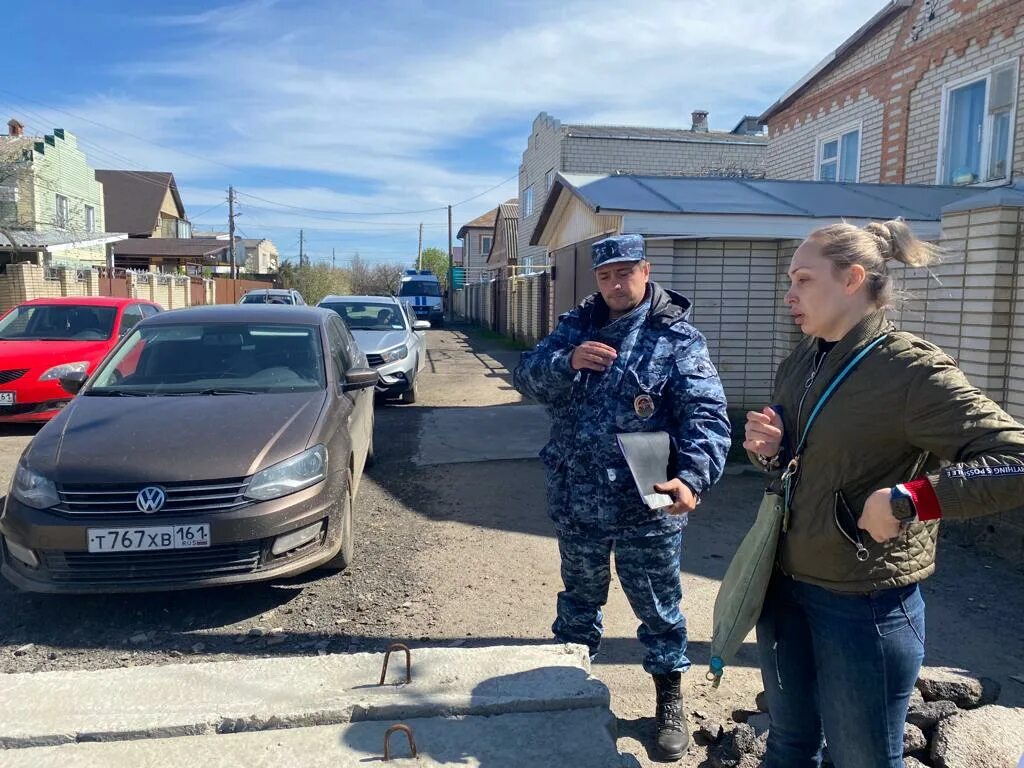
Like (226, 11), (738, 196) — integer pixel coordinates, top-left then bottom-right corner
(0, 305), (377, 593)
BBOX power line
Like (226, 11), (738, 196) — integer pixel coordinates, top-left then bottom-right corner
(1, 93), (520, 221)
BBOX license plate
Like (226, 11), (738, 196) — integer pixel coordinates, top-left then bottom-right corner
(87, 524), (211, 553)
(0, 392), (14, 406)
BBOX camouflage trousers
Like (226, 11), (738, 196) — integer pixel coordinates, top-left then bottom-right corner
(552, 528), (688, 675)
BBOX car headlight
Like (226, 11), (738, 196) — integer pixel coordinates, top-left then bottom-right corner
(11, 462), (60, 509)
(381, 345), (408, 363)
(245, 445), (327, 502)
(39, 361), (89, 382)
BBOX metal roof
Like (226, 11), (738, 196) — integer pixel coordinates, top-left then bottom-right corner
(941, 180), (1024, 213)
(532, 173), (988, 245)
(564, 174), (980, 218)
(565, 124), (766, 146)
(112, 237), (230, 259)
(0, 228), (127, 252)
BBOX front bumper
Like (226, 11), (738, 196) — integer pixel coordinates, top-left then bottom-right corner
(410, 305), (442, 323)
(0, 471), (348, 593)
(0, 380), (72, 423)
(372, 358), (415, 396)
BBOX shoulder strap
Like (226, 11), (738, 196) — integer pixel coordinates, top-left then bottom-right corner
(794, 334), (888, 457)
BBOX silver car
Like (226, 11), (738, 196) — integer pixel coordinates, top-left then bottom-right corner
(318, 295), (428, 403)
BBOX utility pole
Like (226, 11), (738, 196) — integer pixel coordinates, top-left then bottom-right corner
(447, 205), (453, 322)
(417, 222), (423, 271)
(227, 185), (236, 280)
(332, 247), (336, 269)
(299, 229), (305, 268)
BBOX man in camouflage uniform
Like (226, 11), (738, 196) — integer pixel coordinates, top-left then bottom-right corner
(514, 234), (731, 759)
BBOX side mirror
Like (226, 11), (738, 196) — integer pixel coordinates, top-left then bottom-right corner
(59, 371), (88, 395)
(413, 320), (431, 331)
(342, 368), (379, 393)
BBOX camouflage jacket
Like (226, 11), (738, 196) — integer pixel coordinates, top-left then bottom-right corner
(514, 283), (731, 536)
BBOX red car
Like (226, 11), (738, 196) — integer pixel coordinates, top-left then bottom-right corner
(0, 297), (163, 423)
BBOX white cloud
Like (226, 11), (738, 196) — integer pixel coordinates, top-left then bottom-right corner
(8, 0), (886, 256)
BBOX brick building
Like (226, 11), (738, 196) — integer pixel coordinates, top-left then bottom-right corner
(517, 111), (768, 269)
(763, 0), (1023, 186)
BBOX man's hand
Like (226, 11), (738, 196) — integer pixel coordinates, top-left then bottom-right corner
(858, 489), (901, 543)
(571, 341), (618, 372)
(743, 407), (784, 457)
(653, 478), (699, 515)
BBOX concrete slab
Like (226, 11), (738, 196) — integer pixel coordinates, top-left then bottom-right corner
(413, 405), (550, 466)
(0, 644), (606, 748)
(4, 708), (625, 767)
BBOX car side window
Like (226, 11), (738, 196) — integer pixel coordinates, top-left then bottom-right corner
(326, 318), (350, 383)
(140, 304), (160, 318)
(118, 305), (145, 338)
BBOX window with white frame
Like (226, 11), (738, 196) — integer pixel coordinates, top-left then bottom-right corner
(939, 61), (1018, 186)
(545, 169), (555, 191)
(481, 235), (492, 255)
(524, 185), (534, 217)
(816, 126), (860, 182)
(55, 194), (70, 228)
(85, 205), (95, 233)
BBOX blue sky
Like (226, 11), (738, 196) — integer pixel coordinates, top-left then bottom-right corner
(5, 0), (884, 266)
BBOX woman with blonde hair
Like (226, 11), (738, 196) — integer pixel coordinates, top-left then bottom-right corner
(744, 219), (1024, 767)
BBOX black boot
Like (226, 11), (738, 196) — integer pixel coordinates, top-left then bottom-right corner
(652, 672), (689, 759)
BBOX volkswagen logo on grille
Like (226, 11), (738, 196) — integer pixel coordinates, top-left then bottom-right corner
(136, 486), (166, 514)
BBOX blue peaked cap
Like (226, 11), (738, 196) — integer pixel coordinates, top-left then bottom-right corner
(591, 234), (646, 270)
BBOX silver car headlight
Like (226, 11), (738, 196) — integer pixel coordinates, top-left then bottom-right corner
(11, 462), (60, 509)
(381, 345), (408, 363)
(245, 445), (327, 502)
(40, 361), (89, 382)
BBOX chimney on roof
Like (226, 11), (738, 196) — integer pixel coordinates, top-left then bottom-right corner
(7, 119), (24, 137)
(691, 110), (709, 132)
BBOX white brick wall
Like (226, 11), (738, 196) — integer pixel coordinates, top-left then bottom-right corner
(806, 13), (905, 96)
(767, 90), (885, 181)
(518, 113), (565, 270)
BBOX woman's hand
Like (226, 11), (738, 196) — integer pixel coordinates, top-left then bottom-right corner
(744, 407), (784, 458)
(858, 489), (901, 543)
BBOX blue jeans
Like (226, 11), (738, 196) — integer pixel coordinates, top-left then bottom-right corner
(553, 529), (688, 675)
(756, 575), (926, 768)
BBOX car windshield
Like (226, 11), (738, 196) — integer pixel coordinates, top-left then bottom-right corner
(241, 292), (293, 304)
(399, 281), (441, 297)
(0, 304), (117, 341)
(87, 323), (326, 395)
(322, 302), (408, 332)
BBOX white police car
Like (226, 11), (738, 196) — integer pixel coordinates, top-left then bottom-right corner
(398, 270), (443, 327)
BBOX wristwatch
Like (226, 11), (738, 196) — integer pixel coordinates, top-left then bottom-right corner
(890, 484), (917, 525)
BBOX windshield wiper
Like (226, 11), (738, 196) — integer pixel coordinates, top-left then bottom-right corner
(165, 388), (260, 396)
(85, 390), (153, 397)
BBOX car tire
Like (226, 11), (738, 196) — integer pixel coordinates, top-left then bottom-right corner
(400, 370), (418, 404)
(321, 468), (354, 571)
